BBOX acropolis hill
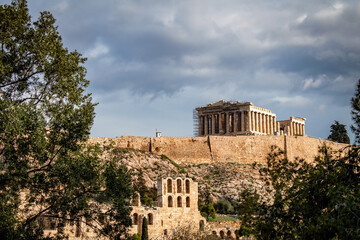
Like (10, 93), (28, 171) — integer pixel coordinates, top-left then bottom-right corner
(90, 101), (348, 165)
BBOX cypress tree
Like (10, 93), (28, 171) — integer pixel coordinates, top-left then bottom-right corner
(328, 120), (350, 144)
(141, 217), (148, 240)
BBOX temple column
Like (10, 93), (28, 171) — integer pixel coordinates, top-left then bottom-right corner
(198, 115), (202, 136)
(226, 112), (230, 134)
(204, 116), (208, 135)
(251, 111), (255, 133)
(248, 111), (252, 132)
(273, 116), (277, 134)
(303, 124), (305, 136)
(241, 111), (245, 133)
(211, 115), (215, 135)
(263, 114), (266, 134)
(287, 124), (290, 136)
(247, 111), (251, 132)
(297, 123), (300, 136)
(254, 112), (258, 132)
(234, 112), (238, 133)
(266, 115), (270, 134)
(261, 113), (264, 133)
(232, 112), (235, 133)
(219, 114), (223, 134)
(269, 115), (273, 135)
(237, 112), (241, 132)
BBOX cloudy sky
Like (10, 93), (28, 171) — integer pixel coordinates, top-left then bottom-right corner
(24, 0), (360, 141)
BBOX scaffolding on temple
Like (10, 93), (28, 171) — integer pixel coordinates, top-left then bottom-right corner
(193, 109), (198, 136)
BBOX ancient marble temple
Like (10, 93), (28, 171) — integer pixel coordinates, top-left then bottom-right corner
(195, 100), (306, 137)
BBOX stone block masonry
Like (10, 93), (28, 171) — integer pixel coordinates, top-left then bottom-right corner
(89, 135), (348, 165)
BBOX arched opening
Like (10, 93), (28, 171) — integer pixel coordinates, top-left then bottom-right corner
(227, 230), (232, 238)
(177, 196), (182, 207)
(220, 230), (225, 239)
(177, 179), (182, 193)
(186, 197), (190, 207)
(212, 231), (217, 236)
(168, 196), (173, 207)
(199, 220), (204, 231)
(167, 179), (172, 193)
(186, 179), (190, 193)
(164, 229), (168, 236)
(133, 213), (138, 225)
(235, 230), (239, 240)
(148, 213), (153, 225)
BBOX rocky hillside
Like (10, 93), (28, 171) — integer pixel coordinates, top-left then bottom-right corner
(104, 147), (269, 203)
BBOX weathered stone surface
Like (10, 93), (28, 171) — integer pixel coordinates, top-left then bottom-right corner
(89, 135), (348, 165)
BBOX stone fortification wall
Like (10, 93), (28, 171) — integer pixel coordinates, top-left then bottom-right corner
(285, 136), (348, 162)
(151, 137), (211, 164)
(89, 136), (348, 165)
(209, 135), (284, 164)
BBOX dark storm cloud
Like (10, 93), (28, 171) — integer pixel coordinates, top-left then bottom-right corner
(23, 0), (360, 140)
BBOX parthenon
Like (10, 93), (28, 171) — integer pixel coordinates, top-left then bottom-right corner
(195, 100), (306, 136)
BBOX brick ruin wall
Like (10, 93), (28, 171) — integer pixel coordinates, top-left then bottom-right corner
(89, 136), (349, 165)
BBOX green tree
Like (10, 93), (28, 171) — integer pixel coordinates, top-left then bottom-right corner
(0, 1), (133, 239)
(328, 120), (350, 144)
(200, 202), (216, 221)
(239, 145), (360, 240)
(214, 198), (234, 214)
(141, 217), (148, 240)
(351, 79), (360, 144)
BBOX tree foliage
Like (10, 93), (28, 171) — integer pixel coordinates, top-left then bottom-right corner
(351, 79), (360, 144)
(328, 120), (350, 144)
(239, 145), (360, 240)
(214, 198), (234, 214)
(0, 1), (133, 239)
(200, 202), (216, 221)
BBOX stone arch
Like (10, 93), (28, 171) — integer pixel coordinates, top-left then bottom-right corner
(167, 179), (172, 193)
(212, 231), (217, 236)
(148, 213), (153, 225)
(177, 196), (182, 207)
(133, 213), (138, 225)
(227, 230), (232, 238)
(235, 230), (239, 240)
(177, 179), (182, 193)
(168, 196), (173, 207)
(220, 230), (225, 239)
(186, 179), (190, 193)
(199, 220), (204, 231)
(186, 196), (190, 207)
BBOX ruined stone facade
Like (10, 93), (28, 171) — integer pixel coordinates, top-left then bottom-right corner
(129, 177), (207, 239)
(195, 100), (305, 136)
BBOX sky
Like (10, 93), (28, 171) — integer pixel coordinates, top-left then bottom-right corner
(22, 0), (360, 141)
